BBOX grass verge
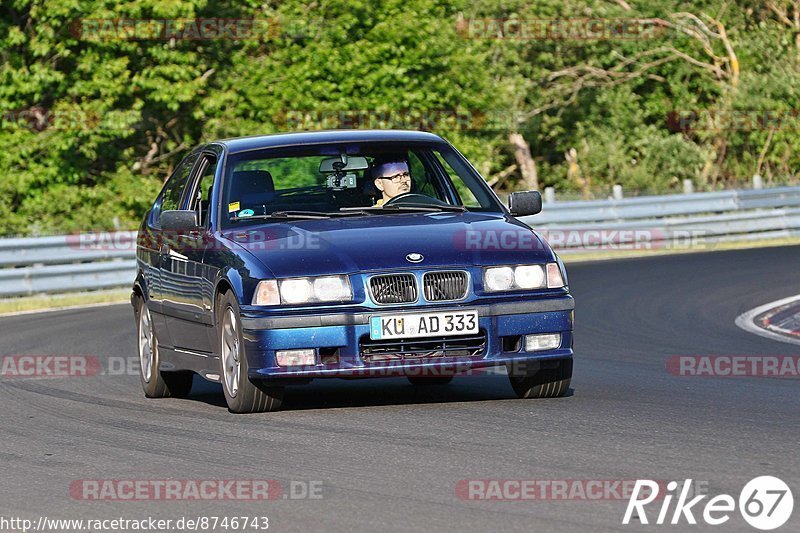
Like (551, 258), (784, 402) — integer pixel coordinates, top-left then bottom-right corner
(0, 289), (130, 316)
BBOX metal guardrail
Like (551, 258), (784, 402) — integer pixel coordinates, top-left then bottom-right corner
(528, 186), (800, 224)
(0, 187), (799, 297)
(520, 186), (800, 254)
(0, 260), (137, 296)
(0, 232), (137, 297)
(0, 231), (137, 268)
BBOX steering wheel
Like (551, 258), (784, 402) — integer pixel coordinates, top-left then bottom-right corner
(383, 193), (451, 208)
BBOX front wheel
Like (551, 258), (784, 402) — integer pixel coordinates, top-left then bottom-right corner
(218, 291), (283, 413)
(508, 358), (572, 399)
(136, 297), (193, 398)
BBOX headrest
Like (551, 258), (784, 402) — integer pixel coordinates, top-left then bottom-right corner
(233, 170), (275, 196)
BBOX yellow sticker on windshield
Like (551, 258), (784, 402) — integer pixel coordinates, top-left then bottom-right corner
(228, 201), (240, 212)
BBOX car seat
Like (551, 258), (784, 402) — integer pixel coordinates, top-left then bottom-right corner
(232, 170), (275, 206)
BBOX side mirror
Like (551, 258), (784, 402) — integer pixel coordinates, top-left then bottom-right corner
(160, 210), (199, 231)
(508, 190), (543, 216)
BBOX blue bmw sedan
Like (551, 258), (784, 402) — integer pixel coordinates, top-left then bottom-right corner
(132, 130), (574, 413)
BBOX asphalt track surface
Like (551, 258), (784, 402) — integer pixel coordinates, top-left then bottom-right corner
(1, 245), (799, 532)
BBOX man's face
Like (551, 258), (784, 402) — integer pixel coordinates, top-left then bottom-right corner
(374, 161), (411, 201)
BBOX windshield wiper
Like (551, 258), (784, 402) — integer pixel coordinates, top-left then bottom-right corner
(230, 210), (362, 222)
(387, 203), (467, 212)
(230, 205), (467, 222)
(340, 204), (466, 214)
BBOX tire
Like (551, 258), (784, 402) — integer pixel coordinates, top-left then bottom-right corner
(407, 376), (454, 386)
(135, 297), (193, 399)
(508, 358), (572, 399)
(217, 291), (284, 413)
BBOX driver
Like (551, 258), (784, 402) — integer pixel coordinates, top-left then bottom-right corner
(371, 157), (411, 206)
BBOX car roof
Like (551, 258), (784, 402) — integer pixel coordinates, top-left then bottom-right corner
(214, 129), (447, 154)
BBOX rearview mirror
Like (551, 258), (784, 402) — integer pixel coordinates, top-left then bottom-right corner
(160, 210), (199, 231)
(319, 155), (369, 173)
(508, 191), (543, 216)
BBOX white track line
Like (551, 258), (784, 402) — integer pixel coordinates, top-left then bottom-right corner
(735, 294), (800, 347)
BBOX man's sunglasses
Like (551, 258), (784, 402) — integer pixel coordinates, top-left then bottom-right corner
(380, 171), (411, 183)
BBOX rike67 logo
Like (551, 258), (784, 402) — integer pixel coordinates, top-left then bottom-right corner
(623, 477), (794, 530)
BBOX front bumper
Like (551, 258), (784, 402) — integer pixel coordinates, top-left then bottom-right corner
(240, 296), (574, 380)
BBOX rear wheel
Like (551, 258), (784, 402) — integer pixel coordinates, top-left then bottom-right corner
(407, 376), (453, 386)
(136, 297), (193, 398)
(218, 291), (283, 413)
(508, 358), (572, 399)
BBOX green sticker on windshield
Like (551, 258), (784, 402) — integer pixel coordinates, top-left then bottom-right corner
(238, 209), (254, 218)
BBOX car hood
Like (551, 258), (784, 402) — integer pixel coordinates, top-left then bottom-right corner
(223, 211), (554, 278)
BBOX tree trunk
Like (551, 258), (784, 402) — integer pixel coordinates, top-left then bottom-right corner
(509, 132), (539, 190)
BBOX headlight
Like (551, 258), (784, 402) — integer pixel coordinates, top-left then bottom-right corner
(514, 265), (545, 289)
(280, 278), (313, 304)
(252, 276), (352, 306)
(483, 263), (564, 292)
(313, 276), (350, 301)
(484, 266), (514, 291)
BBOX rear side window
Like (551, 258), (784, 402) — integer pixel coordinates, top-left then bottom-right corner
(153, 153), (199, 224)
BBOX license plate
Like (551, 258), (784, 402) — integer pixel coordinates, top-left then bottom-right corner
(369, 310), (479, 340)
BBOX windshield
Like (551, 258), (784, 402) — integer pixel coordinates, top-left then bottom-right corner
(220, 141), (502, 227)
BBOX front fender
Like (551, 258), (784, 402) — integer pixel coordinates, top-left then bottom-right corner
(211, 242), (277, 319)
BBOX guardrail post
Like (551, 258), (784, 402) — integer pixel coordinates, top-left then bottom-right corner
(683, 179), (694, 194)
(612, 184), (623, 200)
(752, 174), (763, 189)
(544, 187), (555, 203)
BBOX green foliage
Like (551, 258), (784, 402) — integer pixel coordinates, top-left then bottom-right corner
(0, 0), (798, 235)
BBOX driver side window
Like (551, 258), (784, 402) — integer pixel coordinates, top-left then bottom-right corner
(187, 155), (217, 228)
(153, 153), (199, 226)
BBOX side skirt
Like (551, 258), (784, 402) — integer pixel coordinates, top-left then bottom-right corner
(158, 346), (220, 382)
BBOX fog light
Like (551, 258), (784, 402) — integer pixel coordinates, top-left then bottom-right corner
(276, 349), (315, 366)
(524, 333), (561, 352)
